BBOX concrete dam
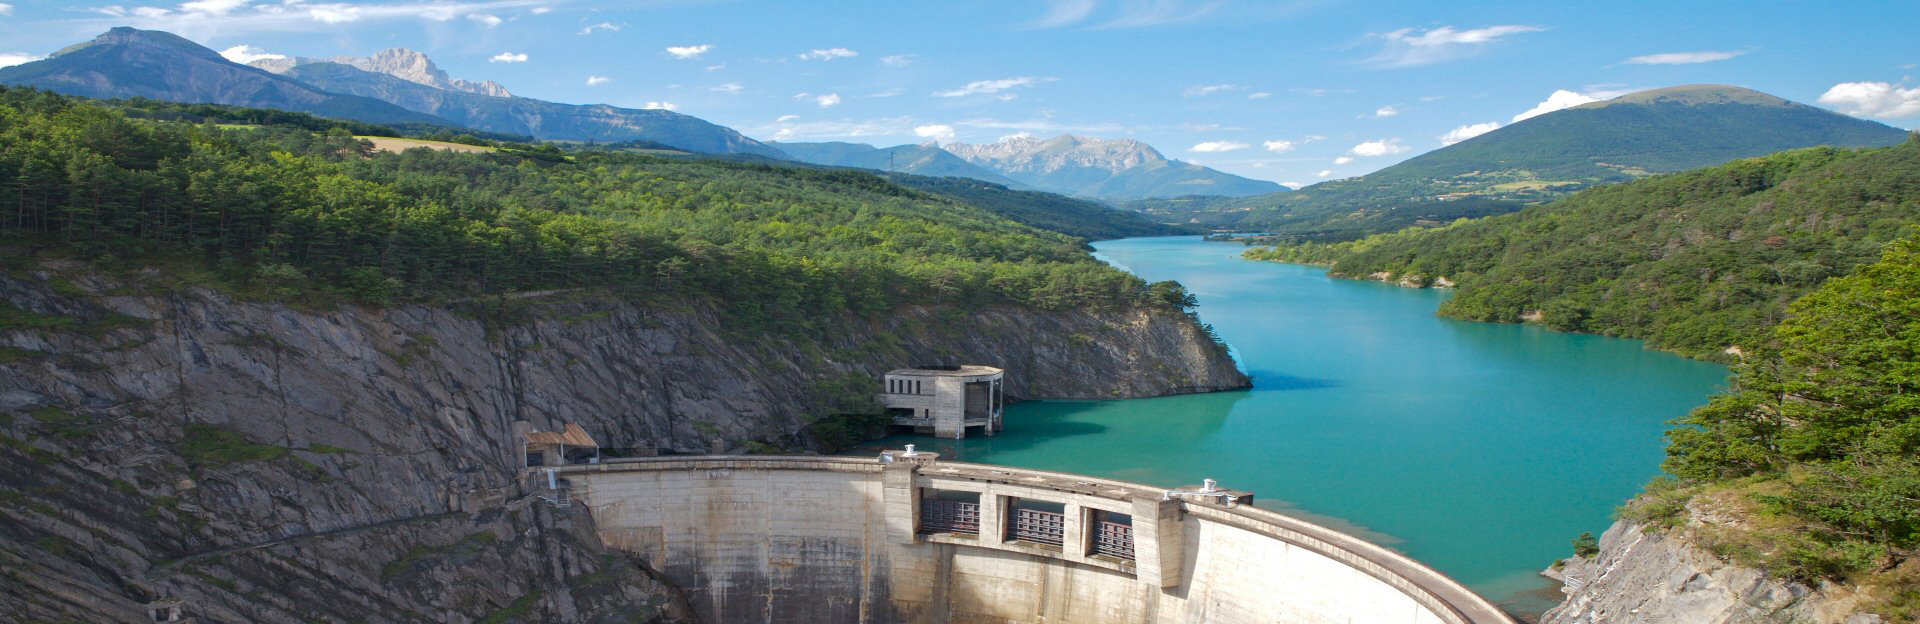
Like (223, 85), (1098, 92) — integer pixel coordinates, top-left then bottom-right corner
(545, 450), (1512, 624)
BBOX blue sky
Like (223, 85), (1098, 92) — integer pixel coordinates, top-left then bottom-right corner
(1, 0), (1916, 185)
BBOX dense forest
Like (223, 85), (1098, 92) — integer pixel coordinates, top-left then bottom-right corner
(882, 174), (1188, 241)
(1633, 235), (1920, 618)
(0, 87), (1194, 335)
(1247, 138), (1920, 360)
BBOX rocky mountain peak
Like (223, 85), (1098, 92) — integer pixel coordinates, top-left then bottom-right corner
(943, 133), (1167, 175)
(250, 48), (512, 98)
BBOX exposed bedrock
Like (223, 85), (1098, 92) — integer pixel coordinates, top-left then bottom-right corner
(0, 266), (1246, 622)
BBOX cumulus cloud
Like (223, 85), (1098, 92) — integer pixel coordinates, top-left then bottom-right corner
(1189, 141), (1250, 153)
(0, 52), (41, 68)
(1184, 83), (1240, 97)
(489, 52), (527, 63)
(642, 101), (677, 111)
(1818, 82), (1920, 119)
(1280, 181), (1303, 189)
(218, 44), (283, 64)
(585, 75), (611, 86)
(933, 76), (1052, 97)
(1262, 139), (1295, 153)
(1317, 170), (1333, 177)
(530, 6), (550, 14)
(181, 0), (249, 14)
(880, 54), (916, 67)
(1440, 121), (1501, 145)
(467, 13), (501, 27)
(665, 44), (712, 60)
(1348, 139), (1409, 157)
(0, 3), (16, 16)
(1365, 24), (1544, 68)
(799, 48), (857, 61)
(711, 82), (743, 93)
(1624, 50), (1746, 65)
(579, 21), (620, 35)
(914, 124), (956, 140)
(793, 92), (841, 108)
(1373, 105), (1399, 118)
(1512, 89), (1599, 122)
(1333, 156), (1355, 165)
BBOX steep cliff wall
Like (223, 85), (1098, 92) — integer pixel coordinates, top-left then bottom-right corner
(0, 263), (1246, 622)
(1542, 521), (1884, 624)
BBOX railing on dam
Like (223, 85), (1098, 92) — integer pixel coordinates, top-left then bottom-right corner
(548, 452), (1514, 624)
(920, 499), (980, 536)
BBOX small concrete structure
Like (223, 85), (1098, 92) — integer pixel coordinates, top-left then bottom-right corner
(556, 452), (1512, 624)
(514, 422), (599, 467)
(878, 365), (1005, 438)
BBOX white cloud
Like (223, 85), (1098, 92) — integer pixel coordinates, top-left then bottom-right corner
(914, 124), (956, 140)
(1262, 140), (1295, 153)
(489, 52), (527, 63)
(530, 6), (550, 14)
(1248, 92), (1272, 100)
(0, 52), (41, 68)
(711, 82), (743, 93)
(1347, 139), (1409, 157)
(0, 3), (12, 16)
(880, 54), (916, 67)
(218, 44), (283, 64)
(776, 114), (800, 122)
(579, 21), (620, 35)
(1023, 0), (1096, 28)
(1280, 181), (1303, 189)
(1317, 170), (1333, 177)
(1023, 0), (1220, 30)
(1366, 24), (1544, 68)
(1189, 141), (1250, 153)
(1184, 83), (1240, 97)
(1512, 89), (1599, 122)
(1303, 134), (1326, 142)
(869, 88), (906, 98)
(181, 0), (249, 14)
(467, 13), (501, 27)
(666, 44), (712, 60)
(799, 47), (857, 61)
(1333, 156), (1355, 165)
(1440, 121), (1500, 145)
(1373, 105), (1399, 118)
(1624, 50), (1746, 65)
(794, 92), (842, 108)
(933, 76), (1052, 97)
(642, 101), (677, 111)
(1818, 82), (1920, 119)
(585, 75), (611, 86)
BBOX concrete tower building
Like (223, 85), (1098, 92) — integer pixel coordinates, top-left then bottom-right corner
(879, 365), (1005, 438)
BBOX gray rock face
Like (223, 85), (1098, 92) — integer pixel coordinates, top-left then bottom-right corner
(1543, 521), (1873, 624)
(0, 268), (1245, 622)
(253, 48), (513, 98)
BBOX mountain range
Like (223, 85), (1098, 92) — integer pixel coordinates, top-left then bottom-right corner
(777, 135), (1285, 200)
(1138, 85), (1911, 240)
(0, 28), (785, 157)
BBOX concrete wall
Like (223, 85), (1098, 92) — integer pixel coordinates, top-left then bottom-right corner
(559, 456), (1508, 624)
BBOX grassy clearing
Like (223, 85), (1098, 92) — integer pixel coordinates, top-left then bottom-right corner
(359, 137), (498, 154)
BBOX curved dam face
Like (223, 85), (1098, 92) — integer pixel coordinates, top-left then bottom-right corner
(552, 453), (1509, 624)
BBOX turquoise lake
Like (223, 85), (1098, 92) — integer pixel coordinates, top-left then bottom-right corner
(865, 235), (1730, 615)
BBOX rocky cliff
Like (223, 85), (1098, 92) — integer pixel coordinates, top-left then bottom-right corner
(0, 261), (1246, 622)
(1542, 521), (1885, 624)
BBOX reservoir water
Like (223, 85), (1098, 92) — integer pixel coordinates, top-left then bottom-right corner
(866, 236), (1729, 615)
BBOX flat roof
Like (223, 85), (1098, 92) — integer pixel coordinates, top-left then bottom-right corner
(885, 365), (1003, 377)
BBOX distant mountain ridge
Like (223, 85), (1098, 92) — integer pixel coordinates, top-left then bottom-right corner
(0, 27), (786, 158)
(278, 61), (784, 157)
(0, 27), (448, 126)
(770, 141), (1027, 188)
(1138, 85), (1911, 240)
(942, 134), (1287, 199)
(252, 48), (512, 97)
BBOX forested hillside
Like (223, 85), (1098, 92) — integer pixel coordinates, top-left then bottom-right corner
(883, 175), (1188, 241)
(0, 87), (1189, 333)
(1246, 137), (1920, 359)
(1627, 234), (1920, 619)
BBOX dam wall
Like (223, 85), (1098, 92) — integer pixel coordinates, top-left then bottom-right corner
(553, 453), (1510, 624)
